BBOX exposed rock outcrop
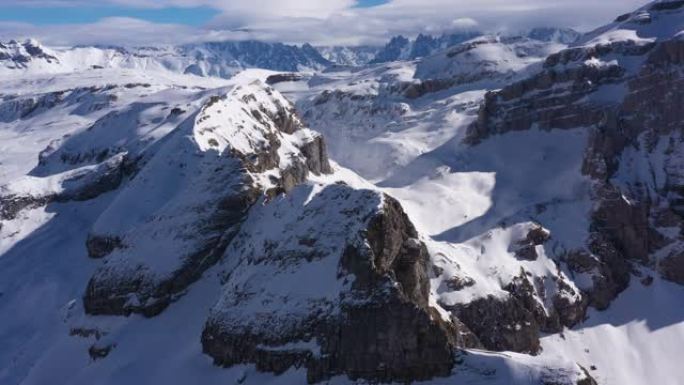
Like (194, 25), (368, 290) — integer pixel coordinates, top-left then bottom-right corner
(505, 269), (588, 333)
(202, 190), (475, 383)
(0, 152), (134, 221)
(86, 235), (123, 259)
(461, 4), (684, 312)
(512, 225), (551, 261)
(265, 73), (305, 85)
(660, 251), (684, 284)
(449, 294), (541, 354)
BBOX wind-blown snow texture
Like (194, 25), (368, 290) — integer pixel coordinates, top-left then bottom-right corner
(1, 2), (684, 385)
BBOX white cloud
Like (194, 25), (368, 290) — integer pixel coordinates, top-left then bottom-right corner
(199, 0), (647, 45)
(451, 18), (480, 29)
(0, 18), (200, 46)
(1, 0), (353, 13)
(0, 0), (650, 46)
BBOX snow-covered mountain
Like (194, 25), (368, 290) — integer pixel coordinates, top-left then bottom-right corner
(1, 1), (683, 385)
(369, 31), (481, 64)
(316, 45), (379, 67)
(291, 2), (684, 384)
(366, 28), (577, 65)
(0, 39), (331, 78)
(527, 27), (582, 44)
(297, 33), (567, 181)
(0, 66), (594, 385)
(0, 39), (59, 68)
(0, 28), (576, 77)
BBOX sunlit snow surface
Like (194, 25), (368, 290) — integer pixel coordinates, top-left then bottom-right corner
(0, 66), (588, 385)
(2, 3), (684, 383)
(275, 10), (684, 382)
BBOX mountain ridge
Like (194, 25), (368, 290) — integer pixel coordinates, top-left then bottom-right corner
(0, 27), (582, 75)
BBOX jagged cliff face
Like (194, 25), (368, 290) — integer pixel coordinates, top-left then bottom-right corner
(466, 1), (684, 309)
(44, 78), (469, 382)
(202, 191), (468, 383)
(316, 45), (380, 66)
(369, 31), (483, 64)
(0, 39), (58, 69)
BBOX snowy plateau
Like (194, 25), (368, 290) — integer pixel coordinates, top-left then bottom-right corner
(0, 1), (683, 385)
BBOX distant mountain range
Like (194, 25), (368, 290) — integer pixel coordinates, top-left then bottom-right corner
(0, 39), (332, 77)
(1, 27), (580, 76)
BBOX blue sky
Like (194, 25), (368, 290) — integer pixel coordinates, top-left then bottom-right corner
(0, 1), (389, 26)
(0, 5), (218, 26)
(356, 0), (390, 7)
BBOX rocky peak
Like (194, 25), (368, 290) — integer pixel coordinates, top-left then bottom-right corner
(527, 27), (581, 44)
(83, 81), (332, 316)
(315, 45), (380, 66)
(370, 31), (482, 64)
(0, 39), (58, 68)
(181, 40), (331, 73)
(202, 190), (474, 383)
(410, 33), (439, 58)
(369, 35), (411, 64)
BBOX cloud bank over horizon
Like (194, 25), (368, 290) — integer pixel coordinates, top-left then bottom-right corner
(0, 0), (648, 46)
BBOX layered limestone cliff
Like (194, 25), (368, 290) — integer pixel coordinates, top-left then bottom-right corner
(463, 1), (684, 318)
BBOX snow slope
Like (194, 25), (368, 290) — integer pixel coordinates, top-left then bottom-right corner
(292, 34), (567, 182)
(0, 66), (595, 385)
